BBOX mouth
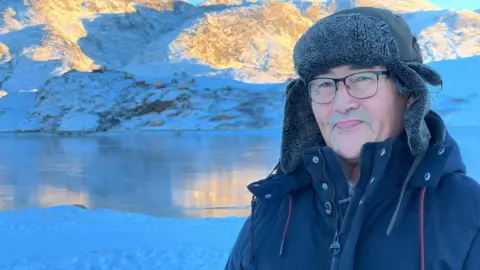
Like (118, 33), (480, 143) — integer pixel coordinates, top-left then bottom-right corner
(334, 120), (363, 130)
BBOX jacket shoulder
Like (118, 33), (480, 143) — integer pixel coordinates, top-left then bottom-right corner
(225, 215), (252, 269)
(440, 172), (480, 202)
(225, 173), (296, 270)
(225, 169), (313, 269)
(440, 173), (480, 269)
(437, 172), (480, 230)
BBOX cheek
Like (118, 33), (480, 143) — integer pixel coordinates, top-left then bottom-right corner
(364, 97), (404, 136)
(365, 102), (388, 131)
(312, 104), (331, 133)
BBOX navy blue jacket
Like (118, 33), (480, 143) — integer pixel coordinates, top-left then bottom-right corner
(225, 114), (480, 270)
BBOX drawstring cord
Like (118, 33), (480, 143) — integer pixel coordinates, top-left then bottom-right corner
(279, 194), (293, 256)
(385, 151), (427, 270)
(386, 151), (426, 235)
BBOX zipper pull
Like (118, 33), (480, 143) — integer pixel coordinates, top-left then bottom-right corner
(329, 231), (341, 256)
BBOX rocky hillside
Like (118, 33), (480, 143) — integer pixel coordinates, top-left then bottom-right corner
(0, 69), (287, 132)
(0, 0), (479, 132)
(1, 0), (479, 84)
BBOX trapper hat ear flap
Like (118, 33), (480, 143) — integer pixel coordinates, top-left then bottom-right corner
(406, 62), (443, 87)
(389, 62), (443, 155)
(280, 78), (324, 174)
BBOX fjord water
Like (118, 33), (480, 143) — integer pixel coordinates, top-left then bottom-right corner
(0, 127), (478, 218)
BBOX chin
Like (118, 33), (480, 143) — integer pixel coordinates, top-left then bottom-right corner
(333, 146), (362, 161)
(329, 129), (376, 157)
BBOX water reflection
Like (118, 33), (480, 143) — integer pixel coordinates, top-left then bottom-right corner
(0, 131), (280, 218)
(0, 128), (478, 218)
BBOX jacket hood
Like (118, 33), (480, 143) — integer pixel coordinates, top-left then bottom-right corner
(426, 111), (466, 177)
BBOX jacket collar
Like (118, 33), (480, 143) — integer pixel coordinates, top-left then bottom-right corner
(248, 111), (466, 199)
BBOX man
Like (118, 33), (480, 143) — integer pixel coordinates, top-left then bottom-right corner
(225, 6), (480, 270)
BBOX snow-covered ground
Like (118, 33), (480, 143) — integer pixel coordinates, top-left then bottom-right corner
(0, 205), (245, 269)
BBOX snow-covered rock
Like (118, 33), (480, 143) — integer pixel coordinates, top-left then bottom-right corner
(0, 70), (286, 132)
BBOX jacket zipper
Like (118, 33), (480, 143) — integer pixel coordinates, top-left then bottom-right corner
(327, 148), (363, 270)
(328, 194), (353, 270)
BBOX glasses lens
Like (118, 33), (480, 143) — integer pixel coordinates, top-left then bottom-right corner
(345, 72), (378, 99)
(309, 79), (336, 104)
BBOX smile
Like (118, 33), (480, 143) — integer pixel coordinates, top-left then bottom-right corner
(334, 120), (363, 130)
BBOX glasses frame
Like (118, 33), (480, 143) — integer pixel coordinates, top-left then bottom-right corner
(308, 70), (390, 104)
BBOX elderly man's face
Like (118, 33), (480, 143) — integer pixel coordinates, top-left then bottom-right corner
(311, 65), (408, 161)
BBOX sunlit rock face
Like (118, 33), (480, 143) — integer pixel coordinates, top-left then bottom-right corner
(1, 0), (478, 83)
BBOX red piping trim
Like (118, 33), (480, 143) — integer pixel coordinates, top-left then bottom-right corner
(419, 187), (426, 270)
(279, 194), (293, 256)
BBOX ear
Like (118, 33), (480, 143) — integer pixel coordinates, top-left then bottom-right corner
(407, 93), (430, 111)
(407, 95), (414, 108)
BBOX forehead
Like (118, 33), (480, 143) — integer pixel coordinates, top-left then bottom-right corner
(315, 65), (386, 78)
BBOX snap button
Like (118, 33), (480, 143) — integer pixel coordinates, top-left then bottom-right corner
(369, 177), (375, 184)
(252, 183), (260, 187)
(424, 173), (431, 181)
(265, 194), (272, 199)
(380, 148), (386, 156)
(322, 183), (328, 190)
(312, 156), (319, 163)
(438, 147), (445, 155)
(324, 201), (332, 215)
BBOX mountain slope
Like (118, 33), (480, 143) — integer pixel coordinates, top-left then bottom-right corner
(418, 10), (480, 62)
(353, 0), (440, 13)
(170, 1), (312, 82)
(1, 0), (479, 84)
(1, 0), (480, 132)
(199, 0), (258, 6)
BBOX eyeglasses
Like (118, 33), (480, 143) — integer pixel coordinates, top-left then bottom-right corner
(308, 71), (390, 104)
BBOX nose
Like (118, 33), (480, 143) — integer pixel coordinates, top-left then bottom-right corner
(332, 81), (359, 113)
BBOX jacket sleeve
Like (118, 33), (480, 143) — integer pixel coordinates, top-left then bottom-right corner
(462, 226), (480, 270)
(225, 216), (252, 270)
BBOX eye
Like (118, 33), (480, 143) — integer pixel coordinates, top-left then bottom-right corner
(354, 76), (373, 82)
(319, 81), (334, 88)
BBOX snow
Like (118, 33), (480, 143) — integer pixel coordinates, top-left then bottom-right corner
(399, 10), (450, 35)
(0, 205), (245, 269)
(0, 25), (61, 91)
(79, 5), (212, 75)
(0, 69), (286, 132)
(427, 57), (480, 126)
